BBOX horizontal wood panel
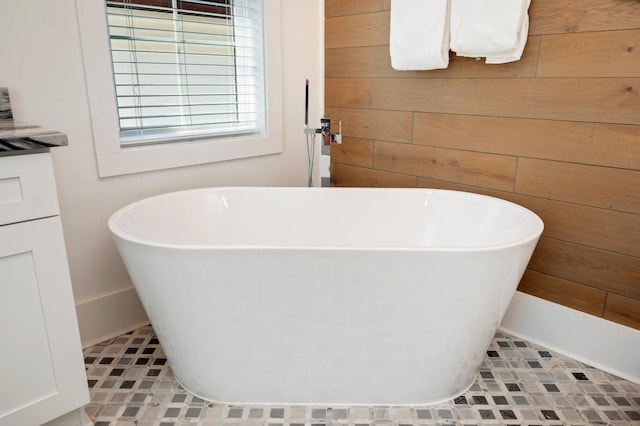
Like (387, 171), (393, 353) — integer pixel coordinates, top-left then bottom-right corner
(326, 39), (539, 79)
(413, 113), (640, 170)
(518, 270), (607, 317)
(325, 0), (383, 18)
(416, 177), (505, 192)
(416, 177), (640, 258)
(515, 158), (640, 214)
(529, 0), (640, 35)
(604, 293), (640, 330)
(330, 162), (417, 187)
(528, 237), (640, 299)
(330, 137), (374, 168)
(324, 107), (413, 143)
(326, 78), (640, 125)
(325, 11), (389, 49)
(374, 142), (517, 191)
(538, 29), (640, 78)
(512, 196), (640, 259)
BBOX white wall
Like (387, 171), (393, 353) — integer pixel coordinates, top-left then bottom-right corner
(0, 0), (324, 346)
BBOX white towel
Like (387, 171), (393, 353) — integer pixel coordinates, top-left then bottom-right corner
(485, 18), (529, 64)
(450, 0), (530, 64)
(390, 0), (450, 71)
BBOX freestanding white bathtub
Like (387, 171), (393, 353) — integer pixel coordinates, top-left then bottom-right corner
(108, 187), (543, 405)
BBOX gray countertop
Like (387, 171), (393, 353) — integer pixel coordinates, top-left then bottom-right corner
(0, 87), (68, 155)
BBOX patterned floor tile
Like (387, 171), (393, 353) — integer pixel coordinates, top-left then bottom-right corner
(84, 327), (640, 425)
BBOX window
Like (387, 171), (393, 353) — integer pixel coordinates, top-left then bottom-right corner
(77, 0), (282, 177)
(106, 0), (265, 145)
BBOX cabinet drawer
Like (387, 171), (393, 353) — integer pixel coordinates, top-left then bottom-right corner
(0, 153), (59, 225)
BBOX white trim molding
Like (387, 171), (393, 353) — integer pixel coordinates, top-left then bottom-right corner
(76, 286), (149, 349)
(501, 291), (640, 384)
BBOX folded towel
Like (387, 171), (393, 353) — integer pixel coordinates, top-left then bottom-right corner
(450, 0), (530, 63)
(485, 18), (529, 64)
(390, 0), (450, 71)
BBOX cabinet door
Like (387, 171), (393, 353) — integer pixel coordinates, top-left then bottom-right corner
(0, 217), (89, 426)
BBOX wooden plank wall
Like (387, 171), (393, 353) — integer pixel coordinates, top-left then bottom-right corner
(325, 0), (640, 330)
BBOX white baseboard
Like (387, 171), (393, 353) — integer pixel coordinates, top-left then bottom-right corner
(75, 286), (149, 348)
(500, 291), (640, 384)
(42, 407), (93, 426)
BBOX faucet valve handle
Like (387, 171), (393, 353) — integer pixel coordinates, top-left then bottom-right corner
(333, 121), (342, 144)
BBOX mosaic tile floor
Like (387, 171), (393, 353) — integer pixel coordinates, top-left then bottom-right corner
(84, 326), (640, 426)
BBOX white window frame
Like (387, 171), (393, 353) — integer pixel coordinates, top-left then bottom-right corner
(76, 0), (283, 177)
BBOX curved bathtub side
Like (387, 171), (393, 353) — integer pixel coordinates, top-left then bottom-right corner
(112, 234), (537, 405)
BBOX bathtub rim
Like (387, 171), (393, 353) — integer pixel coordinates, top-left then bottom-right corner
(108, 186), (544, 253)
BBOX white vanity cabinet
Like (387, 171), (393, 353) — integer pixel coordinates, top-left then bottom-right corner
(0, 153), (89, 426)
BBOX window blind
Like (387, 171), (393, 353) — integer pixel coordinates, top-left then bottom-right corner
(105, 0), (266, 145)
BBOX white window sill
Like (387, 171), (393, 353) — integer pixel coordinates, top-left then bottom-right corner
(95, 133), (283, 177)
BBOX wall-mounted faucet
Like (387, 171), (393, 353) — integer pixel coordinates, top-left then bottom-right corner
(304, 115), (342, 145)
(304, 79), (342, 187)
(320, 117), (342, 146)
